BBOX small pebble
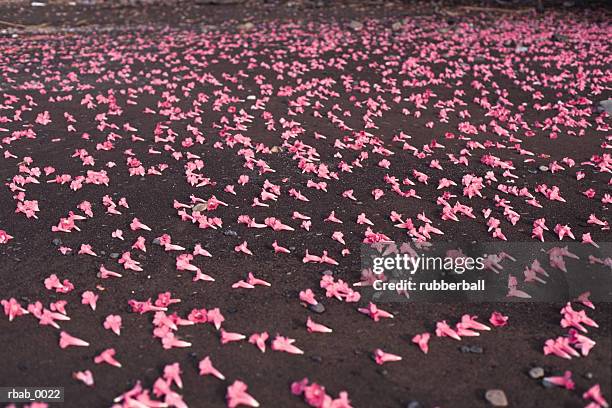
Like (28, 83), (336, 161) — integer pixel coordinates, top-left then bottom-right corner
(469, 345), (484, 354)
(308, 303), (325, 314)
(349, 20), (363, 31)
(110, 252), (120, 259)
(406, 401), (422, 408)
(52, 238), (63, 246)
(223, 229), (238, 237)
(529, 367), (544, 379)
(310, 355), (322, 363)
(192, 203), (207, 213)
(485, 389), (508, 407)
(460, 345), (483, 354)
(539, 165), (549, 172)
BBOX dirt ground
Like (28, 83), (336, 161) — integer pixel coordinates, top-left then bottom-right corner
(0, 1), (611, 408)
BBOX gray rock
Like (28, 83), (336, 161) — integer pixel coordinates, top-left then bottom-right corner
(238, 22), (255, 31)
(308, 303), (325, 314)
(406, 401), (422, 408)
(223, 229), (238, 237)
(529, 367), (544, 379)
(485, 389), (508, 407)
(551, 33), (568, 42)
(391, 22), (402, 31)
(52, 238), (63, 246)
(110, 252), (120, 259)
(460, 345), (484, 354)
(599, 99), (612, 115)
(469, 345), (484, 354)
(538, 165), (549, 172)
(515, 45), (528, 53)
(349, 21), (364, 31)
(310, 355), (322, 363)
(152, 237), (162, 245)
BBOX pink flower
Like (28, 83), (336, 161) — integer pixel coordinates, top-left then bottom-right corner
(163, 363), (183, 389)
(357, 302), (394, 322)
(299, 289), (318, 306)
(543, 371), (575, 390)
(0, 230), (13, 244)
(226, 381), (259, 408)
(199, 356), (225, 380)
(373, 348), (402, 365)
(220, 329), (246, 344)
(187, 308), (208, 324)
(73, 370), (94, 387)
(412, 333), (430, 354)
(583, 384), (608, 408)
(435, 320), (461, 340)
(306, 317), (333, 333)
(130, 217), (151, 231)
(489, 311), (508, 327)
(207, 308), (225, 330)
(235, 241), (253, 255)
(103, 314), (122, 335)
(94, 348), (122, 368)
(248, 332), (269, 353)
(81, 291), (99, 311)
(1, 298), (28, 321)
(59, 331), (89, 349)
(271, 335), (304, 354)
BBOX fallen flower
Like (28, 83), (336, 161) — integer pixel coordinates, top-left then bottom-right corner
(543, 371), (575, 390)
(103, 314), (122, 336)
(94, 348), (122, 368)
(0, 230), (13, 244)
(59, 331), (90, 349)
(435, 320), (461, 340)
(489, 311), (508, 327)
(248, 332), (269, 353)
(81, 291), (98, 311)
(163, 363), (183, 389)
(199, 356), (225, 380)
(73, 370), (94, 387)
(583, 384), (608, 408)
(412, 333), (430, 354)
(272, 335), (304, 354)
(373, 348), (402, 365)
(220, 329), (246, 344)
(306, 317), (333, 333)
(130, 217), (151, 231)
(358, 302), (394, 322)
(227, 381), (259, 408)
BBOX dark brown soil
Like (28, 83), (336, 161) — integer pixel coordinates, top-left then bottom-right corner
(0, 2), (610, 408)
